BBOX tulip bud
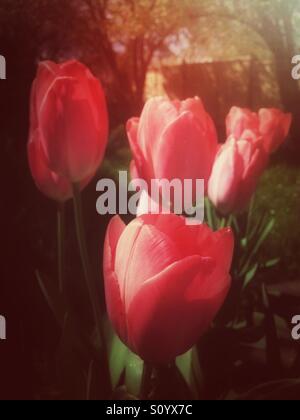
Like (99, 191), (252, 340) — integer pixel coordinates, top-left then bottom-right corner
(29, 60), (108, 184)
(259, 108), (292, 154)
(208, 131), (268, 215)
(226, 106), (292, 154)
(103, 214), (234, 364)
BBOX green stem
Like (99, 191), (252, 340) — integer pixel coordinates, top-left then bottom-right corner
(73, 183), (103, 341)
(140, 363), (153, 400)
(72, 183), (112, 396)
(205, 198), (214, 229)
(73, 184), (112, 394)
(57, 202), (65, 295)
(245, 195), (255, 240)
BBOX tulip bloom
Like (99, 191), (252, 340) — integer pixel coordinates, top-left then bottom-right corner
(29, 60), (108, 184)
(103, 214), (234, 364)
(208, 131), (268, 215)
(226, 106), (292, 154)
(127, 97), (218, 195)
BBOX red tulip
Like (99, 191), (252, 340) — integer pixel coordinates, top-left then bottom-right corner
(259, 109), (292, 154)
(127, 97), (218, 194)
(28, 129), (91, 202)
(226, 106), (292, 154)
(103, 214), (234, 364)
(208, 131), (268, 215)
(29, 60), (108, 183)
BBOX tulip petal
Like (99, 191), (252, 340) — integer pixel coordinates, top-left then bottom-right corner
(259, 109), (292, 153)
(180, 97), (218, 157)
(236, 144), (268, 212)
(138, 97), (179, 159)
(136, 190), (167, 217)
(126, 255), (229, 364)
(35, 61), (59, 116)
(226, 107), (259, 139)
(39, 77), (103, 181)
(60, 60), (91, 78)
(210, 228), (235, 272)
(153, 111), (216, 191)
(149, 213), (204, 257)
(104, 215), (126, 270)
(30, 62), (59, 132)
(103, 216), (127, 342)
(115, 218), (181, 310)
(208, 139), (243, 214)
(127, 118), (150, 180)
(28, 130), (72, 202)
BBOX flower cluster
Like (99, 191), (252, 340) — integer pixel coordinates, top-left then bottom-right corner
(28, 60), (291, 365)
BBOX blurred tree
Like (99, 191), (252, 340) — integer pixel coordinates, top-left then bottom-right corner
(189, 0), (300, 150)
(104, 0), (191, 113)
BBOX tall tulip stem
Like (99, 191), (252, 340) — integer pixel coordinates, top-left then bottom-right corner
(72, 183), (104, 344)
(57, 202), (65, 294)
(73, 184), (111, 393)
(72, 184), (112, 396)
(140, 363), (153, 400)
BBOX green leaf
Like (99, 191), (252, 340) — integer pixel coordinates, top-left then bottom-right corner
(245, 195), (255, 238)
(108, 333), (129, 390)
(239, 217), (275, 277)
(243, 263), (259, 290)
(248, 210), (268, 242)
(264, 258), (280, 269)
(36, 270), (65, 326)
(105, 320), (143, 393)
(176, 347), (201, 399)
(241, 237), (248, 249)
(125, 352), (144, 397)
(253, 217), (275, 256)
(267, 281), (300, 298)
(232, 216), (241, 235)
(219, 218), (226, 229)
(262, 284), (282, 375)
(86, 360), (95, 401)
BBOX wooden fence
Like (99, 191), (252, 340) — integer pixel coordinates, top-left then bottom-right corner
(145, 58), (281, 139)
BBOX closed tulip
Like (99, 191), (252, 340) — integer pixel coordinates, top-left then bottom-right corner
(226, 106), (292, 154)
(103, 214), (234, 364)
(208, 131), (268, 215)
(127, 97), (218, 194)
(29, 60), (108, 183)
